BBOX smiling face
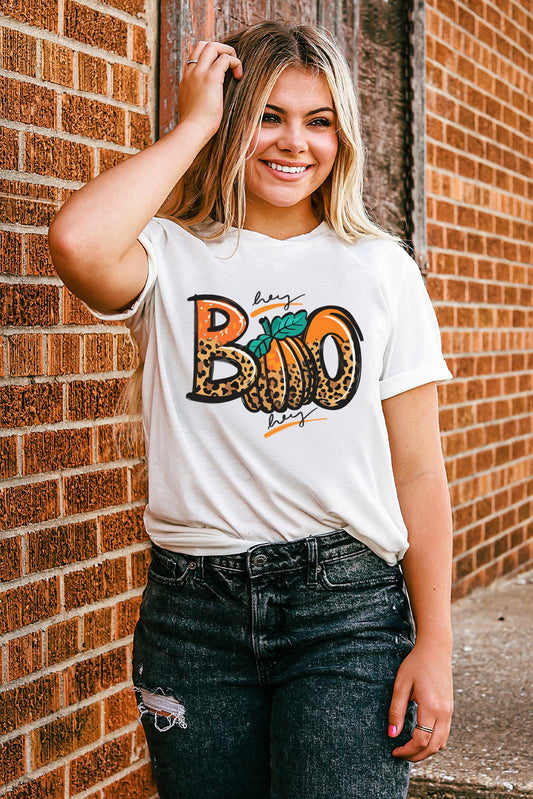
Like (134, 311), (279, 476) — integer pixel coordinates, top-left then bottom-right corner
(243, 67), (339, 238)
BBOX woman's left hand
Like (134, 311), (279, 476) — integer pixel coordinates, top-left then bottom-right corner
(388, 639), (453, 761)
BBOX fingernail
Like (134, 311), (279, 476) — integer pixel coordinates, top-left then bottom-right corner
(388, 724), (397, 737)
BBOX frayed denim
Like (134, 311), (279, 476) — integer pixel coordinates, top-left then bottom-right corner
(133, 529), (415, 799)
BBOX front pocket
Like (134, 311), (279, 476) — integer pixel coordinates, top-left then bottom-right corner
(319, 547), (400, 590)
(147, 549), (196, 586)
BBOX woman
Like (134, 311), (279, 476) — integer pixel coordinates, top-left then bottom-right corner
(49, 21), (453, 799)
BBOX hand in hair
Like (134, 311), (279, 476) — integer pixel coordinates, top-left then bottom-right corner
(178, 41), (243, 143)
(48, 41), (241, 314)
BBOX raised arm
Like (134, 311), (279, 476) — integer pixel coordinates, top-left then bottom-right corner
(382, 382), (454, 762)
(48, 42), (242, 313)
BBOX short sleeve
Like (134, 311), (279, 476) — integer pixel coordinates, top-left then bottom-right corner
(379, 247), (452, 399)
(83, 217), (161, 324)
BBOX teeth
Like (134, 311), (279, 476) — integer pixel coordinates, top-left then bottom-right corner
(266, 162), (308, 173)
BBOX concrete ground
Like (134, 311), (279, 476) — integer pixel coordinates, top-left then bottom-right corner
(408, 569), (533, 799)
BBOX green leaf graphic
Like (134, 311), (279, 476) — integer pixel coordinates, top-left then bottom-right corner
(246, 310), (308, 357)
(248, 333), (273, 357)
(270, 310), (308, 339)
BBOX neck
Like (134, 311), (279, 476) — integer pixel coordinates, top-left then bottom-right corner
(243, 200), (320, 240)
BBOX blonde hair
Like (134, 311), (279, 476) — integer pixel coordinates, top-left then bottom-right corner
(159, 20), (396, 243)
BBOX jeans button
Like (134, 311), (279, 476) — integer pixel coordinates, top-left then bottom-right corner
(253, 554), (268, 567)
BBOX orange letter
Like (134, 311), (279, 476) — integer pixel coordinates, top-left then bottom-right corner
(187, 295), (258, 403)
(304, 307), (363, 409)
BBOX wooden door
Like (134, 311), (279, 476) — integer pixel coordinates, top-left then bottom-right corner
(159, 0), (426, 263)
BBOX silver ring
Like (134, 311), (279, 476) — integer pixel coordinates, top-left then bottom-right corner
(415, 724), (434, 734)
(186, 59), (199, 64)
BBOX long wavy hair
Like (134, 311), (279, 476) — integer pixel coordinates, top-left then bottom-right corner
(159, 20), (395, 243)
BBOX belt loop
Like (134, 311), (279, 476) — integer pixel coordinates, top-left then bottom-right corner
(306, 537), (319, 587)
(196, 556), (204, 581)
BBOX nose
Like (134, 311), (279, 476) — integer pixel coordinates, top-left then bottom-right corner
(276, 123), (308, 153)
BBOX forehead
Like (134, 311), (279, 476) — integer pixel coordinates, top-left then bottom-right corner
(266, 67), (334, 110)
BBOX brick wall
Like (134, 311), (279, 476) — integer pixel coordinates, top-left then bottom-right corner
(2, 0), (532, 793)
(0, 0), (158, 795)
(426, 0), (533, 598)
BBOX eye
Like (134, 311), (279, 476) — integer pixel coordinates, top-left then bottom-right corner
(261, 112), (281, 124)
(308, 117), (334, 128)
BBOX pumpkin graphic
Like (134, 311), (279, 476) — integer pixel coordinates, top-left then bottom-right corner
(243, 311), (316, 413)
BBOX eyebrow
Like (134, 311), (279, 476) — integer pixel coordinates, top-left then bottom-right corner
(265, 103), (336, 116)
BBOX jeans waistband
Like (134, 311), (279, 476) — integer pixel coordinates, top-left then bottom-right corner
(151, 529), (369, 580)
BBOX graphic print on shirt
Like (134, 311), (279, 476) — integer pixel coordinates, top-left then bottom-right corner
(187, 293), (363, 436)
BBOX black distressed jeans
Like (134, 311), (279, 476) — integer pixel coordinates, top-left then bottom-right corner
(133, 529), (416, 799)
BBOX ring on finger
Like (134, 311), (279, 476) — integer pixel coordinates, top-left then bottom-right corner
(415, 723), (435, 734)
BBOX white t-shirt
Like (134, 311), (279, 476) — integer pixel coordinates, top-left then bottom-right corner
(97, 218), (452, 564)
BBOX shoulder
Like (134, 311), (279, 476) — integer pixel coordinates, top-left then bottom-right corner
(340, 236), (420, 285)
(139, 217), (218, 262)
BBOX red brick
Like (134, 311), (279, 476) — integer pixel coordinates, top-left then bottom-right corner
(102, 0), (144, 14)
(27, 519), (98, 572)
(0, 735), (25, 786)
(0, 283), (60, 326)
(1, 181), (58, 227)
(25, 232), (55, 276)
(104, 686), (138, 734)
(22, 427), (92, 474)
(62, 94), (126, 144)
(131, 460), (148, 501)
(0, 436), (18, 479)
(131, 546), (150, 588)
(116, 594), (142, 638)
(132, 25), (151, 65)
(82, 606), (113, 651)
(84, 332), (114, 373)
(1, 27), (37, 76)
(32, 703), (101, 768)
(41, 39), (74, 86)
(2, 0), (58, 30)
(78, 51), (108, 95)
(116, 333), (138, 370)
(46, 616), (80, 665)
(0, 479), (60, 530)
(7, 333), (45, 377)
(0, 230), (22, 275)
(64, 0), (128, 55)
(104, 762), (156, 799)
(25, 132), (95, 182)
(63, 646), (129, 705)
(99, 507), (146, 552)
(70, 732), (133, 794)
(7, 631), (43, 681)
(0, 75), (56, 128)
(112, 63), (141, 105)
(129, 111), (152, 149)
(67, 377), (127, 421)
(63, 467), (128, 515)
(0, 577), (60, 636)
(47, 332), (82, 374)
(0, 673), (60, 734)
(0, 534), (22, 582)
(8, 767), (65, 799)
(97, 421), (144, 463)
(64, 556), (129, 610)
(0, 125), (18, 170)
